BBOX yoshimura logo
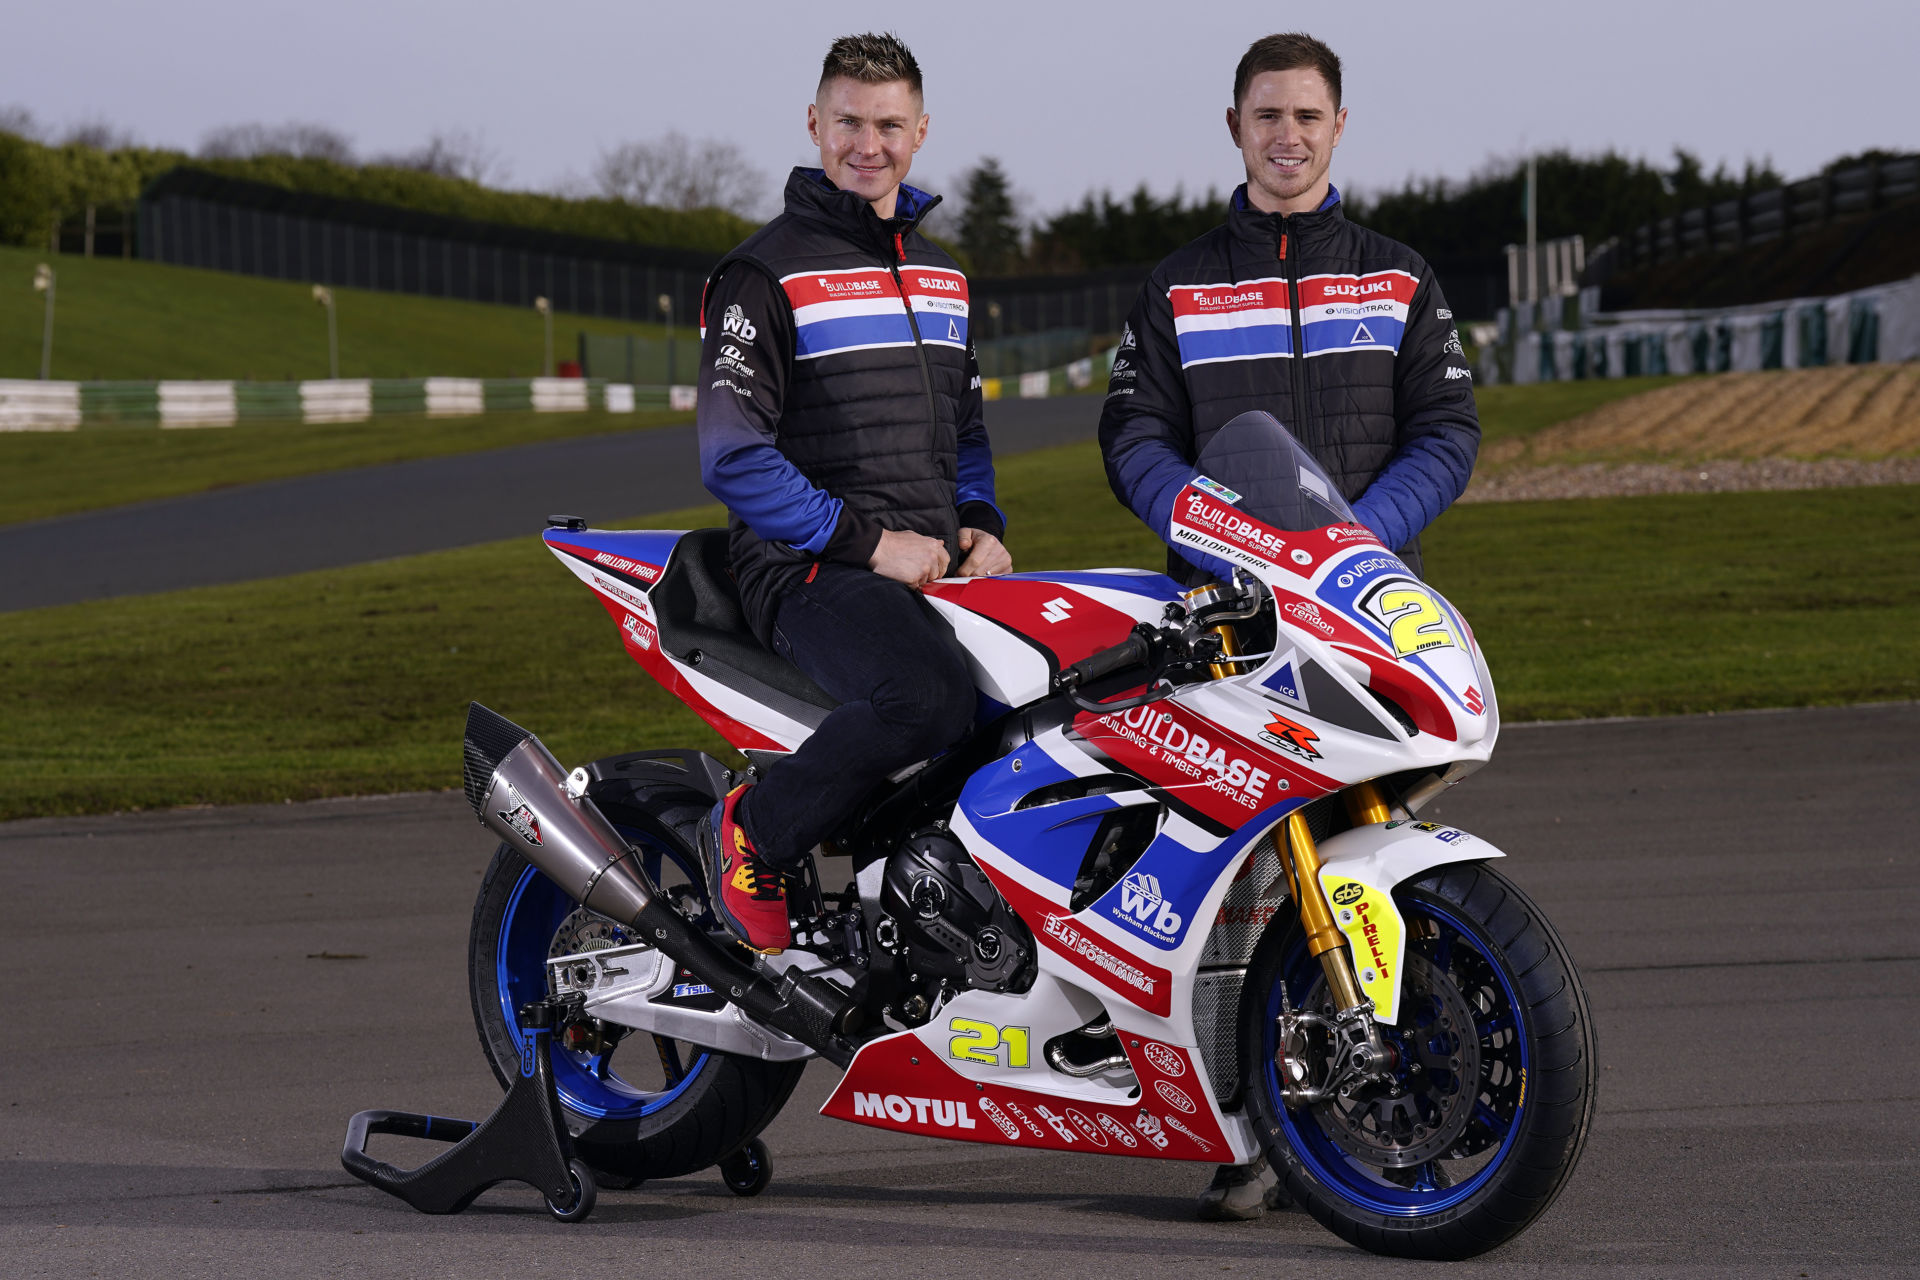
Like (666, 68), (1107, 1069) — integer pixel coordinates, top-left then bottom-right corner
(496, 782), (542, 846)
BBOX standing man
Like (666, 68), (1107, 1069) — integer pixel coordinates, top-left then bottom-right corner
(695, 32), (1010, 955)
(1097, 33), (1480, 1220)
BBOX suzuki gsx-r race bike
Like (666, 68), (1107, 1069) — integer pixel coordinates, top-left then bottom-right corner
(459, 412), (1595, 1258)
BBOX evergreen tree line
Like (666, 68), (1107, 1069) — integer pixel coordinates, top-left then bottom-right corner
(950, 149), (1901, 277)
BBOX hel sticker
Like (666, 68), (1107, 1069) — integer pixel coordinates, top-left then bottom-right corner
(1319, 873), (1406, 1021)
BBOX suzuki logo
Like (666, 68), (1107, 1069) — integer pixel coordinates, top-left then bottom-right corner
(1040, 597), (1073, 623)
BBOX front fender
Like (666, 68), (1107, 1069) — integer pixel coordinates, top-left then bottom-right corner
(1312, 820), (1503, 1024)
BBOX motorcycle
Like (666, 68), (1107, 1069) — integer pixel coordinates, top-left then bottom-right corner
(459, 411), (1595, 1257)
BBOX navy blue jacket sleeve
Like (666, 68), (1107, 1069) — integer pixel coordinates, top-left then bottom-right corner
(953, 341), (1005, 539)
(1098, 279), (1240, 582)
(695, 266), (881, 564)
(1349, 271), (1481, 552)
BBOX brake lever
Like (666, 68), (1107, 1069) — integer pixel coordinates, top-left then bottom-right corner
(1067, 676), (1177, 715)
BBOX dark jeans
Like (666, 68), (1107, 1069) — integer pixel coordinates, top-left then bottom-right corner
(736, 564), (975, 868)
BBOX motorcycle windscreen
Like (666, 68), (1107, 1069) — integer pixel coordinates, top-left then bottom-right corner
(1191, 410), (1355, 534)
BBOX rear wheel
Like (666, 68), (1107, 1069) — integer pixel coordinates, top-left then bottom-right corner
(1240, 862), (1596, 1259)
(468, 837), (804, 1185)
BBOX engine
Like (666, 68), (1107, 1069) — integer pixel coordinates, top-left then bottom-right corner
(874, 830), (1035, 1004)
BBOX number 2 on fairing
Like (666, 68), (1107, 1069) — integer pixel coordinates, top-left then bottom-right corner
(948, 1018), (1030, 1067)
(1375, 586), (1461, 657)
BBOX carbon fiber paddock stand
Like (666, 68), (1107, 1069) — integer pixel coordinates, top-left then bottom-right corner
(341, 999), (597, 1221)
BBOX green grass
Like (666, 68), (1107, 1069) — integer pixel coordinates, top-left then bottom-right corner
(2, 441), (1914, 821)
(1472, 375), (1687, 451)
(0, 408), (687, 526)
(0, 243), (683, 382)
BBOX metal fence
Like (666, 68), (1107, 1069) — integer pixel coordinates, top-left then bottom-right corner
(1586, 154), (1919, 282)
(137, 169), (718, 326)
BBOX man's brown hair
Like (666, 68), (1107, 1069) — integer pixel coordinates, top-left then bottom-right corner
(819, 31), (923, 97)
(1234, 32), (1342, 108)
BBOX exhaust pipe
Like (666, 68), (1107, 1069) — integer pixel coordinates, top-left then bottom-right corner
(462, 703), (856, 1065)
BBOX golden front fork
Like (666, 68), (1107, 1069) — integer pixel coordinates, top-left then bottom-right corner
(1181, 584), (1249, 679)
(1280, 782), (1394, 1014)
(1280, 810), (1367, 1012)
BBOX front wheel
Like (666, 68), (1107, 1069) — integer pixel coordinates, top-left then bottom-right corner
(1240, 862), (1597, 1259)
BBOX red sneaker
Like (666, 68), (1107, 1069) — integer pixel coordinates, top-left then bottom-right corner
(699, 784), (790, 954)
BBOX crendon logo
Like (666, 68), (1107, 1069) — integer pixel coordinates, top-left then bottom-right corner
(1141, 1042), (1186, 1077)
(1283, 600), (1336, 637)
(1040, 597), (1074, 623)
(1117, 871), (1183, 941)
(1155, 1081), (1198, 1114)
(721, 303), (757, 342)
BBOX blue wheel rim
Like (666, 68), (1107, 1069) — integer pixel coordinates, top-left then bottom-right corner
(1262, 896), (1529, 1218)
(497, 832), (710, 1121)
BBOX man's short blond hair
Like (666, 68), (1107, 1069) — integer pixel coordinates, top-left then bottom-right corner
(819, 31), (923, 97)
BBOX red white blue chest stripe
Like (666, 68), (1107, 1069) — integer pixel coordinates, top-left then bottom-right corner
(1169, 270), (1418, 368)
(782, 266), (969, 360)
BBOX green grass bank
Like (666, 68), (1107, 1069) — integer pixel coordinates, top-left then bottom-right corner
(0, 242), (681, 382)
(3, 440), (1913, 822)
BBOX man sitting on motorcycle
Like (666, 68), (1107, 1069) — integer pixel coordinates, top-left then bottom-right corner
(695, 32), (1010, 954)
(1098, 32), (1481, 1220)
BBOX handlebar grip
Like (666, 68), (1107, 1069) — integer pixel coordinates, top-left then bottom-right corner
(1061, 630), (1152, 689)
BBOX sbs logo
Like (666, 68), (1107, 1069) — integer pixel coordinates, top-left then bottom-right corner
(1331, 882), (1364, 906)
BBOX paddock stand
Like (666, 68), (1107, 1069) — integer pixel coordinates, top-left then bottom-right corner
(341, 997), (598, 1222)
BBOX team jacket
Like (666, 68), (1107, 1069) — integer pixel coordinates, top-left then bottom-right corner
(1099, 185), (1479, 583)
(697, 167), (1002, 641)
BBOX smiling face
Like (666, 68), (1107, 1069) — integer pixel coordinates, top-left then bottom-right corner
(807, 76), (928, 221)
(1227, 68), (1346, 215)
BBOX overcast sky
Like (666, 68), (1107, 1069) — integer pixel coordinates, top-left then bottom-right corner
(9, 0), (1915, 222)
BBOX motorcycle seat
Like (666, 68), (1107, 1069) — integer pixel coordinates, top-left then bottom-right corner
(648, 529), (840, 729)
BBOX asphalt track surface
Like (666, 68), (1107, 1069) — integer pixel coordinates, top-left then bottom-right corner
(0, 395), (1102, 613)
(3, 701), (1916, 1279)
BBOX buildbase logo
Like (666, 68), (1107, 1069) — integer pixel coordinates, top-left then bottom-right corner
(1116, 871), (1183, 942)
(851, 1093), (979, 1130)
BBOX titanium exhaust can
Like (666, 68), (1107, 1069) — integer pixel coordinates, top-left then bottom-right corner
(461, 702), (655, 925)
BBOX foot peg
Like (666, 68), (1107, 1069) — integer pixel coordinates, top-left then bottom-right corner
(341, 999), (598, 1221)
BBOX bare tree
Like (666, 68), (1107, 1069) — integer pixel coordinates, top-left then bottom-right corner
(373, 128), (508, 185)
(60, 118), (138, 150)
(200, 121), (356, 164)
(593, 131), (768, 216)
(0, 104), (42, 140)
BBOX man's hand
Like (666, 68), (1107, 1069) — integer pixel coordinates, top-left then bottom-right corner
(869, 528), (950, 586)
(956, 527), (1012, 578)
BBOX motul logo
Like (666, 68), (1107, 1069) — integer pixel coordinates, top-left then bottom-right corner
(851, 1093), (978, 1129)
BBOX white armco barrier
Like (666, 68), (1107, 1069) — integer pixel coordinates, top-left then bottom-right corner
(159, 381), (237, 427)
(424, 377), (484, 418)
(301, 379), (373, 424)
(603, 383), (635, 413)
(531, 377), (590, 412)
(0, 380), (81, 431)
